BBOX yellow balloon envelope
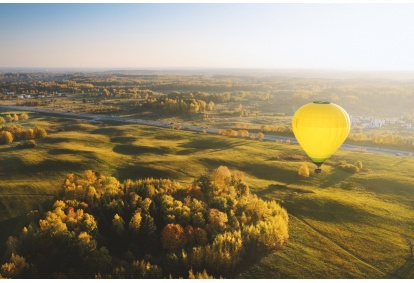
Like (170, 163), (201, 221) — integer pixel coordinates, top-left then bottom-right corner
(292, 101), (350, 172)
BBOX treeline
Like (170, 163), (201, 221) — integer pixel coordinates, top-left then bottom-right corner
(0, 112), (29, 124)
(0, 124), (47, 145)
(0, 113), (47, 145)
(0, 166), (289, 279)
(217, 128), (265, 141)
(140, 97), (214, 114)
(166, 91), (271, 104)
(348, 129), (414, 149)
(259, 124), (293, 135)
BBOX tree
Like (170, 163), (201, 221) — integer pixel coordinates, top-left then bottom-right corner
(207, 101), (214, 111)
(257, 132), (264, 141)
(188, 269), (215, 279)
(5, 114), (13, 123)
(24, 129), (34, 140)
(12, 114), (19, 122)
(298, 163), (310, 178)
(0, 131), (13, 145)
(111, 214), (125, 235)
(354, 161), (363, 170)
(208, 208), (228, 232)
(129, 210), (142, 233)
(0, 253), (29, 279)
(0, 117), (5, 124)
(160, 223), (186, 250)
(20, 113), (29, 120)
(34, 127), (47, 138)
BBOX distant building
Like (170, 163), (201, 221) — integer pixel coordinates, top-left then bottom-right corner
(371, 119), (385, 128)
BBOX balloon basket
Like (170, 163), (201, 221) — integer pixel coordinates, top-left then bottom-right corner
(314, 167), (322, 174)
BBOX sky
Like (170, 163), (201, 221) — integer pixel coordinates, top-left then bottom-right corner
(1, 3), (414, 71)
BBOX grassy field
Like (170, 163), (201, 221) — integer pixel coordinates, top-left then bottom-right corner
(0, 113), (413, 278)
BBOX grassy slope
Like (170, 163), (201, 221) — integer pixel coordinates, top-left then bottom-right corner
(0, 114), (413, 278)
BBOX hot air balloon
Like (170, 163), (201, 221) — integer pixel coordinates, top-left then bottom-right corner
(292, 101), (350, 173)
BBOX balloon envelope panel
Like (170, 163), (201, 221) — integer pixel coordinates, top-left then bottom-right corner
(292, 102), (350, 166)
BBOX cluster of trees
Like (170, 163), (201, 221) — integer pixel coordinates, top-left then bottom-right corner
(141, 97), (214, 115)
(164, 91), (271, 104)
(0, 113), (29, 124)
(348, 129), (414, 150)
(297, 160), (363, 177)
(0, 125), (47, 145)
(217, 129), (265, 141)
(260, 124), (292, 135)
(337, 160), (363, 174)
(0, 166), (289, 279)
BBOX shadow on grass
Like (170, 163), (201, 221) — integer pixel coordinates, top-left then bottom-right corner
(115, 163), (176, 182)
(283, 196), (375, 224)
(258, 184), (314, 199)
(110, 136), (137, 143)
(239, 162), (299, 183)
(48, 148), (83, 155)
(387, 259), (414, 278)
(177, 137), (242, 155)
(0, 156), (92, 175)
(153, 132), (189, 141)
(113, 144), (175, 156)
(91, 127), (128, 137)
(0, 146), (15, 153)
(0, 195), (55, 250)
(198, 158), (298, 183)
(320, 168), (354, 188)
(41, 136), (72, 145)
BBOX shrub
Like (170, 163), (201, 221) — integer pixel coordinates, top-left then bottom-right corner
(16, 140), (37, 149)
(20, 113), (29, 120)
(0, 131), (13, 145)
(338, 164), (359, 173)
(34, 127), (47, 138)
(298, 163), (310, 177)
(354, 161), (363, 169)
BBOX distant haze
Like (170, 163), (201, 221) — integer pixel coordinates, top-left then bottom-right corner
(1, 3), (414, 71)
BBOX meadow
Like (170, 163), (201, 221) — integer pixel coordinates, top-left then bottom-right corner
(0, 112), (413, 278)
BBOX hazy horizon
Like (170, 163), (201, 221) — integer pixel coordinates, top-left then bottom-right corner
(2, 3), (414, 71)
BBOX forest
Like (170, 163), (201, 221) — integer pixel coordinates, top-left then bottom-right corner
(0, 167), (288, 279)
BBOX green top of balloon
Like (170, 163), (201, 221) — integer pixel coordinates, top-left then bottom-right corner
(313, 101), (331, 104)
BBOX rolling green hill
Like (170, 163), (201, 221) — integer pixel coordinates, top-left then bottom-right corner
(0, 114), (413, 278)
